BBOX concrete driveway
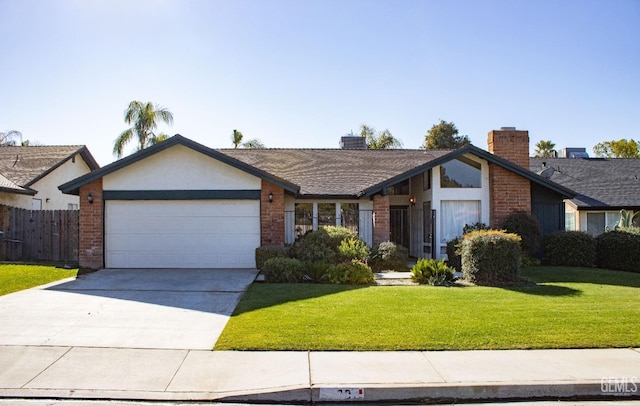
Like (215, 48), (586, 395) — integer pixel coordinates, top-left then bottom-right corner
(0, 268), (258, 350)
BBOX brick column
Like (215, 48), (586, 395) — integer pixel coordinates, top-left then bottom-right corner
(487, 129), (531, 227)
(79, 179), (103, 270)
(372, 194), (390, 244)
(260, 180), (285, 246)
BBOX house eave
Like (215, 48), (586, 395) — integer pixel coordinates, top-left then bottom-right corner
(27, 146), (100, 188)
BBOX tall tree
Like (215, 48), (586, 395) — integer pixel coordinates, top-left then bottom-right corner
(355, 124), (403, 149)
(0, 130), (22, 146)
(534, 140), (557, 157)
(593, 139), (640, 158)
(423, 120), (470, 149)
(113, 101), (174, 158)
(232, 129), (244, 148)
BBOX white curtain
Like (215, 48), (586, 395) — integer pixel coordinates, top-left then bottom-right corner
(440, 200), (480, 243)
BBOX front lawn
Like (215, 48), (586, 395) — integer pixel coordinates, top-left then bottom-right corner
(0, 264), (79, 296)
(215, 267), (640, 351)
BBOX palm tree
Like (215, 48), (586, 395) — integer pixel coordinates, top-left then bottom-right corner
(358, 124), (403, 149)
(534, 140), (556, 158)
(232, 129), (243, 148)
(113, 101), (174, 158)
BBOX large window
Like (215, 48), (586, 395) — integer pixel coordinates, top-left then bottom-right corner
(565, 211), (576, 231)
(586, 212), (620, 236)
(440, 200), (480, 243)
(318, 203), (336, 227)
(294, 203), (313, 238)
(386, 179), (410, 195)
(341, 203), (359, 233)
(440, 157), (481, 188)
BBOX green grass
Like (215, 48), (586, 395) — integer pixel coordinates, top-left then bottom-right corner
(215, 267), (640, 351)
(0, 264), (79, 296)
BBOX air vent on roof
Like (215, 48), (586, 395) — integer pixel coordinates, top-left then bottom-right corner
(340, 136), (367, 149)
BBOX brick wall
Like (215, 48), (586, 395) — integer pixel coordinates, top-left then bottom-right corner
(372, 194), (390, 244)
(260, 180), (285, 246)
(487, 129), (531, 227)
(79, 178), (103, 270)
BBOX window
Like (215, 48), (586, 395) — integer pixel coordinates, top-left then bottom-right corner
(565, 211), (576, 231)
(68, 203), (79, 210)
(423, 170), (431, 190)
(440, 157), (481, 188)
(440, 200), (480, 243)
(386, 179), (410, 195)
(586, 211), (621, 236)
(341, 203), (359, 233)
(317, 203), (336, 227)
(294, 203), (313, 238)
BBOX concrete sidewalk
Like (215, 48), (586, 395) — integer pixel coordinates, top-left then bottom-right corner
(1, 346), (639, 403)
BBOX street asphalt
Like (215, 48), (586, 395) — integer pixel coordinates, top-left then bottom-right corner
(0, 269), (638, 403)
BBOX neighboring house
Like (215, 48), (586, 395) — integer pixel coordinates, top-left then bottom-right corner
(530, 157), (640, 236)
(0, 146), (99, 210)
(60, 128), (575, 270)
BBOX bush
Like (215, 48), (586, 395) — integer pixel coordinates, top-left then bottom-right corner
(255, 246), (290, 269)
(461, 230), (522, 286)
(303, 261), (331, 283)
(543, 231), (595, 267)
(596, 230), (640, 273)
(411, 259), (455, 286)
(289, 226), (359, 264)
(262, 258), (306, 283)
(500, 211), (542, 257)
(338, 237), (370, 262)
(327, 260), (375, 285)
(445, 238), (462, 272)
(369, 241), (409, 271)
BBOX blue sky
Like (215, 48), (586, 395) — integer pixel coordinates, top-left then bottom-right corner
(1, 0), (638, 166)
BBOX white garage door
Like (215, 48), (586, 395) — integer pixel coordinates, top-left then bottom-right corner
(105, 200), (260, 268)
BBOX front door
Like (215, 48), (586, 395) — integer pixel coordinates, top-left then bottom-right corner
(390, 206), (409, 248)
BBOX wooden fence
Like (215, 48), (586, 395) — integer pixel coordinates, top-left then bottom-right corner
(0, 205), (79, 265)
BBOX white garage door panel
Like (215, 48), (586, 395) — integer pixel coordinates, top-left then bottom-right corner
(106, 200), (259, 268)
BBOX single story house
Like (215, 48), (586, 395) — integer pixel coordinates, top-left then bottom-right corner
(60, 128), (575, 270)
(530, 157), (640, 236)
(0, 145), (99, 210)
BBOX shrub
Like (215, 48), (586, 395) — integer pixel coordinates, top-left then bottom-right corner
(543, 231), (595, 267)
(338, 237), (370, 262)
(369, 241), (409, 271)
(596, 230), (640, 273)
(463, 222), (490, 234)
(445, 238), (462, 272)
(327, 260), (375, 285)
(262, 258), (306, 283)
(500, 211), (542, 257)
(255, 246), (290, 269)
(289, 226), (359, 264)
(461, 230), (522, 286)
(410, 259), (455, 286)
(303, 261), (331, 283)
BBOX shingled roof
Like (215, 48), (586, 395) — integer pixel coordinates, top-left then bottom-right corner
(220, 148), (452, 196)
(0, 145), (99, 195)
(530, 157), (640, 209)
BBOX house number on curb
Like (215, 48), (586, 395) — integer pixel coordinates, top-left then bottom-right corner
(319, 388), (365, 400)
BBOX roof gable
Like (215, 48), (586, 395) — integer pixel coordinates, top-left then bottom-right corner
(0, 145), (99, 190)
(59, 135), (299, 195)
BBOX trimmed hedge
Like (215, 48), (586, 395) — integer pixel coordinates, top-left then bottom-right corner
(289, 226), (358, 264)
(461, 230), (522, 286)
(543, 231), (595, 267)
(596, 230), (640, 273)
(327, 260), (375, 285)
(255, 246), (290, 270)
(262, 257), (306, 283)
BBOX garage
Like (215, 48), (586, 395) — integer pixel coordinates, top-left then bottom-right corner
(105, 200), (260, 268)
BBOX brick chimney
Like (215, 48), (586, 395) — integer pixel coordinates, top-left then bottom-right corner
(487, 127), (531, 228)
